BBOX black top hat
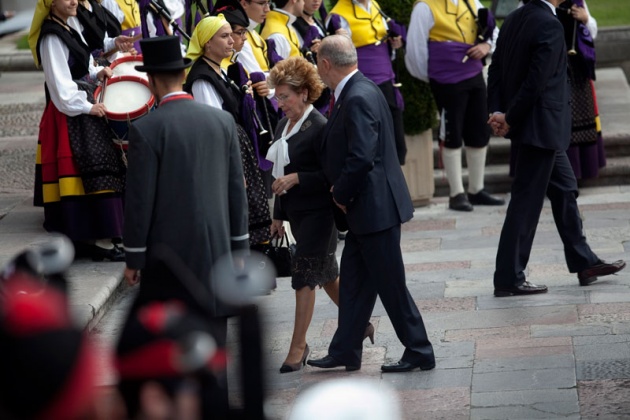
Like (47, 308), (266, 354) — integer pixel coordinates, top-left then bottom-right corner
(135, 36), (193, 72)
(212, 0), (249, 28)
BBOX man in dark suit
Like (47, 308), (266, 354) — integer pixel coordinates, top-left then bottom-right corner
(118, 36), (250, 417)
(307, 35), (435, 373)
(487, 0), (625, 297)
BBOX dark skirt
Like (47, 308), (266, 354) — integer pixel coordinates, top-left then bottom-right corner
(566, 63), (606, 179)
(236, 125), (271, 245)
(288, 206), (338, 290)
(34, 101), (125, 241)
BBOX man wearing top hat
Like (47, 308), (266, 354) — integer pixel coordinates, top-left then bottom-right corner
(119, 35), (250, 417)
(122, 35), (249, 329)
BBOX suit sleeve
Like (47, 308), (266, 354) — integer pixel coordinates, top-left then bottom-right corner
(123, 125), (159, 269)
(226, 119), (250, 252)
(332, 93), (379, 206)
(505, 19), (565, 128)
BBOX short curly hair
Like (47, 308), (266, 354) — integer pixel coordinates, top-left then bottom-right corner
(267, 56), (325, 104)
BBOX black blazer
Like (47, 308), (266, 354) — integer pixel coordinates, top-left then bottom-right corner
(272, 109), (331, 219)
(321, 72), (414, 235)
(487, 0), (571, 150)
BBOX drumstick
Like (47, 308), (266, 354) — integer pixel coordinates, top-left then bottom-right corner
(101, 32), (142, 58)
(98, 76), (109, 104)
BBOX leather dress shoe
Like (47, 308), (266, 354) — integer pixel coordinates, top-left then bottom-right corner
(306, 355), (360, 371)
(449, 193), (473, 212)
(494, 281), (548, 297)
(381, 360), (436, 373)
(578, 259), (626, 286)
(90, 244), (125, 262)
(468, 190), (505, 206)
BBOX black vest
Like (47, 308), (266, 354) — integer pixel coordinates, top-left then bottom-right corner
(183, 59), (243, 124)
(76, 0), (122, 51)
(37, 17), (92, 80)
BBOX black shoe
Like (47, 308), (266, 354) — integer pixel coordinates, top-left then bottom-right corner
(449, 193), (473, 212)
(468, 190), (505, 206)
(381, 360), (435, 373)
(494, 281), (548, 297)
(306, 355), (360, 371)
(91, 244), (125, 262)
(578, 259), (626, 286)
(280, 344), (309, 373)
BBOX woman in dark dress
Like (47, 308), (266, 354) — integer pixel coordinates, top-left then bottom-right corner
(184, 15), (272, 248)
(267, 57), (342, 373)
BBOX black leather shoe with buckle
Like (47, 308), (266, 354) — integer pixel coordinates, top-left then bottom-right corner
(449, 193), (473, 212)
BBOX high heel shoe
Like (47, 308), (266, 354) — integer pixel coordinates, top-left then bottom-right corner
(279, 344), (309, 373)
(363, 322), (375, 344)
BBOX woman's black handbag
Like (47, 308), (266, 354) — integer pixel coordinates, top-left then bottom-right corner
(252, 234), (295, 277)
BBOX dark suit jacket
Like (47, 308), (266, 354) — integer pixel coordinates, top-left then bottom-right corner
(321, 72), (414, 235)
(487, 0), (570, 150)
(124, 97), (249, 316)
(273, 109), (330, 219)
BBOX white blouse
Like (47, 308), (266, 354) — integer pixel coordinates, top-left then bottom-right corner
(40, 17), (104, 116)
(191, 74), (225, 110)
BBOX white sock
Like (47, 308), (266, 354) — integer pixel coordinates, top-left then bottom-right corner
(442, 147), (464, 197)
(466, 146), (487, 194)
(94, 239), (114, 250)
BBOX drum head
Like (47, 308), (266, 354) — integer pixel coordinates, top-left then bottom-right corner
(94, 75), (156, 121)
(110, 54), (147, 80)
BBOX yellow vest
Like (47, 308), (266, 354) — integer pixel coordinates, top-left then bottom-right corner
(420, 0), (477, 44)
(247, 29), (270, 72)
(329, 0), (388, 48)
(115, 0), (141, 31)
(260, 10), (302, 58)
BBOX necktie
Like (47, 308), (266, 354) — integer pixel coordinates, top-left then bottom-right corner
(327, 93), (335, 118)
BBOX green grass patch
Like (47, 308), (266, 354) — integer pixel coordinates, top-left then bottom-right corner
(16, 34), (29, 50)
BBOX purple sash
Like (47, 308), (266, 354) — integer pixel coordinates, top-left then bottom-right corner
(427, 41), (482, 84)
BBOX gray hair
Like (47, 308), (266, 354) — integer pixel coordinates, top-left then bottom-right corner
(318, 35), (357, 68)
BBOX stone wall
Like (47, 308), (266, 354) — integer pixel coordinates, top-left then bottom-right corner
(596, 26), (630, 82)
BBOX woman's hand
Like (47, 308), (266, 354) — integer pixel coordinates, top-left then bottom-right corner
(310, 38), (321, 54)
(89, 103), (108, 118)
(270, 219), (285, 239)
(114, 35), (135, 53)
(388, 36), (403, 50)
(272, 173), (299, 195)
(97, 66), (113, 81)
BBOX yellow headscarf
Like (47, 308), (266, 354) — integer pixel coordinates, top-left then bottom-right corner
(186, 14), (230, 63)
(28, 0), (54, 68)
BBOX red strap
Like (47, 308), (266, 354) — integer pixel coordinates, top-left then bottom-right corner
(159, 93), (193, 107)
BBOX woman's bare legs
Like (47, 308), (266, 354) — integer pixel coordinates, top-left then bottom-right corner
(283, 286), (316, 365)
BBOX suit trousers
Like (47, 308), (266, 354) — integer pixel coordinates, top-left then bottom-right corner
(329, 225), (434, 366)
(494, 144), (599, 288)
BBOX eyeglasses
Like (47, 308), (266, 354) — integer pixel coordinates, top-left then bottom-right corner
(276, 94), (293, 103)
(232, 29), (248, 39)
(250, 0), (272, 7)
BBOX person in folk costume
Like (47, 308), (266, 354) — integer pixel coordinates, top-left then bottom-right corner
(517, 0), (605, 180)
(292, 0), (348, 116)
(214, 0), (276, 183)
(28, 0), (126, 262)
(75, 0), (136, 64)
(114, 0), (143, 51)
(139, 0), (188, 54)
(100, 0), (125, 23)
(261, 0), (307, 61)
(184, 15), (273, 253)
(325, 0), (407, 165)
(238, 0), (283, 73)
(405, 0), (505, 211)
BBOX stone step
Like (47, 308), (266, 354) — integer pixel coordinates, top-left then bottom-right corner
(433, 155), (630, 197)
(432, 134), (630, 168)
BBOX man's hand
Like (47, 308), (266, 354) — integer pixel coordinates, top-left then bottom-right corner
(124, 267), (141, 286)
(488, 112), (510, 137)
(465, 42), (491, 61)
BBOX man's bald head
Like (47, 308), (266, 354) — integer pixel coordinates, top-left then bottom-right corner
(318, 35), (357, 69)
